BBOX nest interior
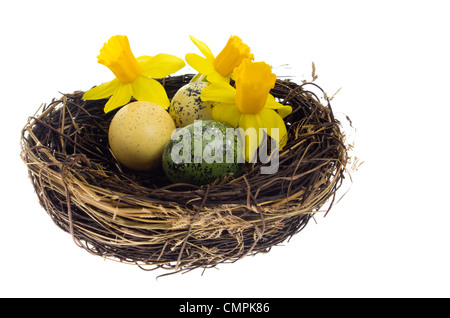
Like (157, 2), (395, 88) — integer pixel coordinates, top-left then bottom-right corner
(20, 74), (349, 274)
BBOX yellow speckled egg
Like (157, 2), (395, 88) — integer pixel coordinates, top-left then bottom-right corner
(169, 81), (214, 127)
(108, 101), (176, 171)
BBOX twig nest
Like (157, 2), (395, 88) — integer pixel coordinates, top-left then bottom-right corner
(20, 74), (351, 274)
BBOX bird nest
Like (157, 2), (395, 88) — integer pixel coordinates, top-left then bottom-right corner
(20, 74), (351, 274)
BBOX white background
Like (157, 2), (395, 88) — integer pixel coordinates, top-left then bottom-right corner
(2, 0), (449, 298)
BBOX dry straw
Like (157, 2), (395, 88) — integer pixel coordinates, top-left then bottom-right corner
(20, 73), (351, 275)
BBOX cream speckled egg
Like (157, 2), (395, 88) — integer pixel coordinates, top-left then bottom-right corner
(108, 101), (176, 171)
(169, 81), (214, 127)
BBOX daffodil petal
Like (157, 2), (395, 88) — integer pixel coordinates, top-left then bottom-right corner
(206, 71), (231, 84)
(189, 35), (214, 61)
(138, 54), (185, 79)
(239, 113), (263, 134)
(201, 82), (236, 104)
(265, 94), (292, 118)
(83, 78), (120, 100)
(131, 76), (170, 109)
(211, 103), (241, 128)
(258, 108), (288, 149)
(136, 55), (152, 65)
(185, 53), (216, 76)
(239, 113), (264, 162)
(104, 82), (132, 113)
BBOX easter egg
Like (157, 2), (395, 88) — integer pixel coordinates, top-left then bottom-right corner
(162, 120), (244, 186)
(108, 101), (176, 171)
(169, 81), (214, 127)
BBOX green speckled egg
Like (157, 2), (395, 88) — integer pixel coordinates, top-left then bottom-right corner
(169, 81), (214, 127)
(162, 120), (244, 186)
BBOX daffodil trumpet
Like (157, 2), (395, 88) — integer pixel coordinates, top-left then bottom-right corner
(201, 59), (292, 162)
(185, 35), (254, 85)
(83, 35), (185, 113)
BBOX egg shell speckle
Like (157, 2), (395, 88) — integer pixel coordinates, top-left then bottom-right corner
(169, 81), (214, 127)
(162, 120), (244, 186)
(108, 101), (176, 171)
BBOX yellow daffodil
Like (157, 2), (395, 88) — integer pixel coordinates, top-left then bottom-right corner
(185, 35), (254, 84)
(83, 35), (185, 113)
(201, 59), (292, 162)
